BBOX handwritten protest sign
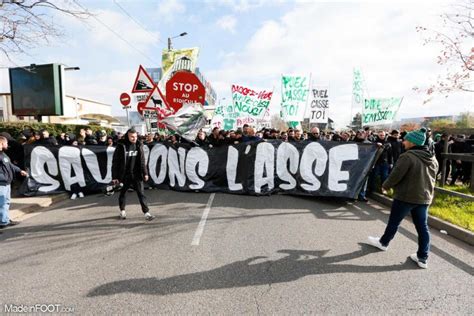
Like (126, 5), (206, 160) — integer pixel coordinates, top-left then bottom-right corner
(352, 68), (364, 109)
(308, 86), (330, 123)
(231, 84), (273, 118)
(212, 104), (271, 131)
(225, 84), (273, 129)
(362, 98), (403, 125)
(280, 75), (309, 122)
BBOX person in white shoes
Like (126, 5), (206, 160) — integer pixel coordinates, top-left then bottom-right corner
(112, 129), (155, 221)
(368, 128), (438, 269)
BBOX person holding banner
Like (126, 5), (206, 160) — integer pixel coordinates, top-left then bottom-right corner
(368, 128), (438, 269)
(112, 129), (155, 221)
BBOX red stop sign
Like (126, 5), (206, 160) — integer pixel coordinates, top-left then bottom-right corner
(166, 71), (205, 112)
(120, 92), (131, 106)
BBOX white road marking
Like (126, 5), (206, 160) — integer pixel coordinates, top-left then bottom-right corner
(191, 193), (215, 246)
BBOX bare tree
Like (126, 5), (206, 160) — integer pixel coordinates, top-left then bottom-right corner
(414, 0), (473, 101)
(0, 0), (91, 61)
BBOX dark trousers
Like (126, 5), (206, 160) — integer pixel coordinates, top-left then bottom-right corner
(369, 162), (389, 192)
(450, 161), (463, 185)
(118, 178), (149, 213)
(380, 199), (430, 260)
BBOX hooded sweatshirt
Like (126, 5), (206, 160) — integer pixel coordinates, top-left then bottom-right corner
(382, 146), (438, 204)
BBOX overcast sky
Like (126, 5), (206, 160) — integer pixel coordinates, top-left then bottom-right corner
(1, 0), (472, 127)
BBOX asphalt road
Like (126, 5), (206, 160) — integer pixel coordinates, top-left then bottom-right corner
(0, 190), (472, 314)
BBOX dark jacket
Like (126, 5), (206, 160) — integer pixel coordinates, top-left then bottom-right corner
(387, 136), (402, 166)
(308, 134), (321, 142)
(383, 146), (438, 204)
(434, 139), (451, 164)
(112, 139), (148, 182)
(36, 137), (58, 146)
(373, 136), (393, 165)
(0, 152), (22, 185)
(85, 135), (98, 145)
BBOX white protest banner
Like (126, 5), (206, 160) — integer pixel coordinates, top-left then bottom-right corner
(362, 97), (403, 125)
(228, 84), (273, 129)
(308, 86), (330, 123)
(280, 75), (310, 122)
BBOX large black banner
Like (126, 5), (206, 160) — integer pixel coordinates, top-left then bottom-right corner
(21, 141), (379, 198)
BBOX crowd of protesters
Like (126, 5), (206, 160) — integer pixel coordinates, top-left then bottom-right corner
(0, 124), (472, 195)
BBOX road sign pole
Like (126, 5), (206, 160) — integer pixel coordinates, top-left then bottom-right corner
(126, 107), (130, 127)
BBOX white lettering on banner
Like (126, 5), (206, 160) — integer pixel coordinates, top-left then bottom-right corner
(168, 147), (186, 187)
(277, 142), (299, 190)
(143, 145), (150, 167)
(27, 142), (363, 195)
(149, 144), (168, 184)
(82, 147), (115, 184)
(226, 146), (243, 191)
(299, 142), (327, 191)
(328, 144), (358, 191)
(254, 142), (275, 194)
(30, 146), (60, 192)
(59, 147), (86, 191)
(186, 147), (209, 190)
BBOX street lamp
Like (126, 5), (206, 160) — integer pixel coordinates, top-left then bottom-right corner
(167, 32), (188, 50)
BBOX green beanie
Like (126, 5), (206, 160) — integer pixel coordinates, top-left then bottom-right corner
(405, 127), (427, 146)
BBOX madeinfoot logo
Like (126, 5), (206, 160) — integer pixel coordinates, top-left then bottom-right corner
(4, 304), (75, 313)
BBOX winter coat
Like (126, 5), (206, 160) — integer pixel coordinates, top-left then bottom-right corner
(0, 152), (22, 185)
(112, 139), (148, 182)
(373, 137), (393, 165)
(382, 146), (438, 205)
(387, 136), (402, 165)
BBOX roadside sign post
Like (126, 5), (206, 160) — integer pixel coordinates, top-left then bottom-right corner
(120, 92), (132, 127)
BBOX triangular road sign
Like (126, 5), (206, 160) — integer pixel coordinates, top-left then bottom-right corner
(142, 85), (174, 119)
(132, 65), (155, 93)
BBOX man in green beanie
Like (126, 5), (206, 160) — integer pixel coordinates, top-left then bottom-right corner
(367, 127), (438, 269)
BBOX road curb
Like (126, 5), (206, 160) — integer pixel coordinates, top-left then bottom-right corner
(10, 193), (70, 221)
(369, 192), (474, 246)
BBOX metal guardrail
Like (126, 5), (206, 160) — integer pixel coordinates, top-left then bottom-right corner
(434, 187), (474, 201)
(439, 153), (474, 191)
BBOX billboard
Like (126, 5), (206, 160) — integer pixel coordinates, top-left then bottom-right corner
(9, 63), (64, 116)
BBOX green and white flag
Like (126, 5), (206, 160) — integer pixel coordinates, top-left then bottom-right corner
(280, 75), (310, 122)
(362, 97), (403, 125)
(352, 68), (365, 109)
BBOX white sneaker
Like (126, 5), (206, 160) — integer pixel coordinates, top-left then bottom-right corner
(410, 253), (428, 269)
(367, 236), (388, 251)
(70, 193), (77, 200)
(119, 210), (126, 220)
(78, 192), (84, 198)
(144, 212), (155, 221)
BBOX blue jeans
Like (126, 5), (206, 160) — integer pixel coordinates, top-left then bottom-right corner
(358, 179), (368, 200)
(380, 199), (430, 261)
(0, 185), (11, 225)
(369, 162), (389, 192)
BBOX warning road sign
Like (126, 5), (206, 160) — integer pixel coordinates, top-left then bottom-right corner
(132, 65), (155, 93)
(141, 85), (174, 119)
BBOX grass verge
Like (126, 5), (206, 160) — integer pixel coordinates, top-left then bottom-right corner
(429, 193), (474, 232)
(382, 187), (473, 232)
